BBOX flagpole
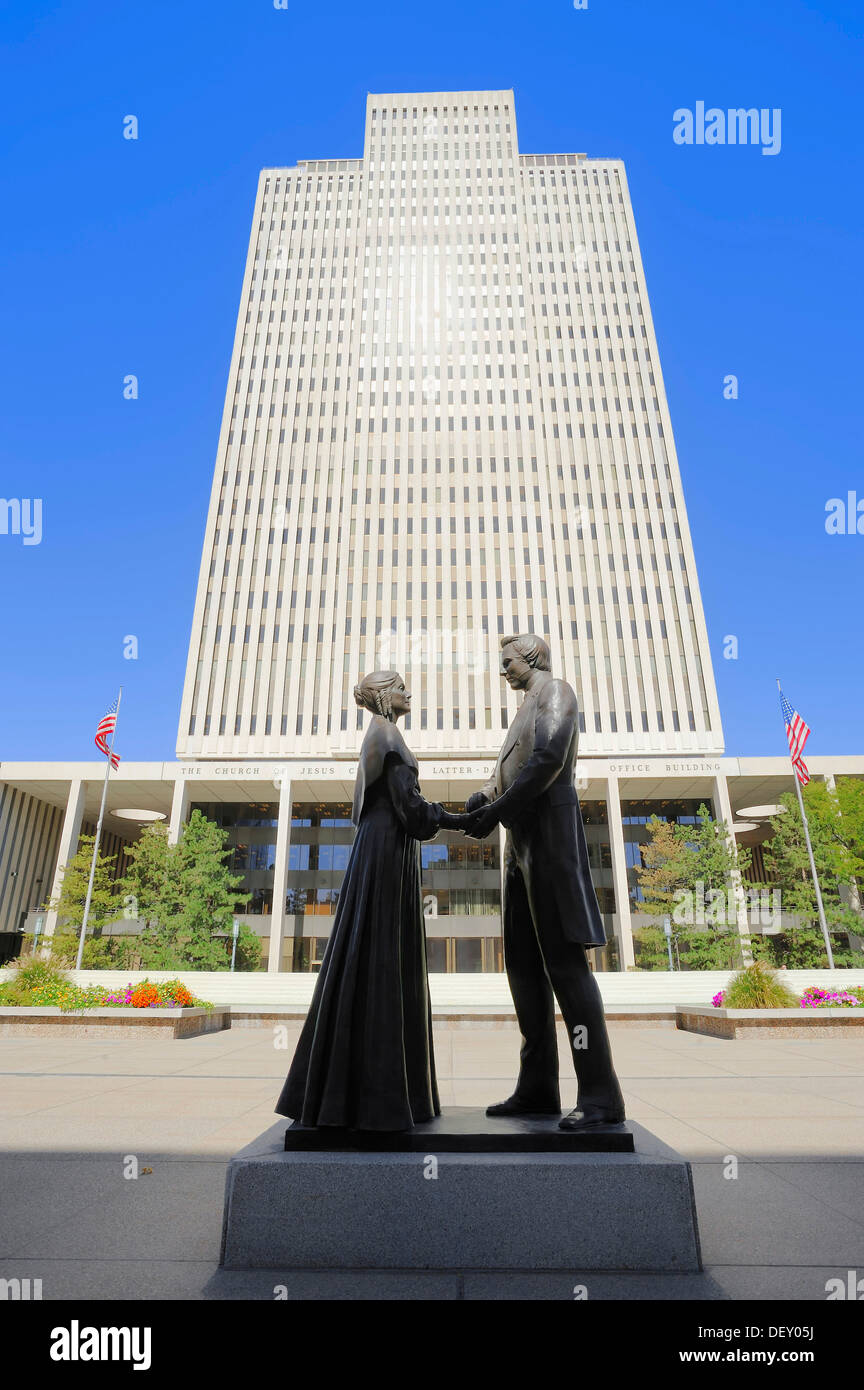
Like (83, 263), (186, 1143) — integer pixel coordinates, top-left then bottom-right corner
(777, 680), (834, 969)
(75, 688), (122, 972)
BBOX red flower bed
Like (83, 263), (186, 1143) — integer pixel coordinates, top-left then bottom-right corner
(129, 983), (160, 1009)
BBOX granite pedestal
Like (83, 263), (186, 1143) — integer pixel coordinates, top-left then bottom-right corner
(220, 1108), (701, 1273)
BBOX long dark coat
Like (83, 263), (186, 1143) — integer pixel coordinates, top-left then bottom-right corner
(480, 673), (607, 948)
(275, 717), (442, 1131)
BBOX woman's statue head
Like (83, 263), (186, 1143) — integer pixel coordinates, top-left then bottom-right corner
(353, 671), (411, 722)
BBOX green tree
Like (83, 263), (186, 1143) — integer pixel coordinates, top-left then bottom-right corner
(820, 777), (864, 926)
(166, 810), (250, 968)
(759, 781), (864, 966)
(123, 822), (173, 931)
(44, 834), (119, 932)
(632, 814), (695, 968)
(635, 804), (751, 970)
(681, 806), (751, 969)
(634, 815), (692, 920)
(837, 777), (864, 863)
(688, 804), (752, 899)
(122, 811), (259, 970)
(41, 834), (135, 967)
(632, 923), (678, 971)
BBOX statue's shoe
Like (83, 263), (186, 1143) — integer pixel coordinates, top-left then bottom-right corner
(558, 1105), (626, 1131)
(486, 1095), (561, 1117)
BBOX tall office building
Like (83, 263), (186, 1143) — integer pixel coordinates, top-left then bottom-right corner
(177, 89), (722, 763)
(13, 90), (799, 977)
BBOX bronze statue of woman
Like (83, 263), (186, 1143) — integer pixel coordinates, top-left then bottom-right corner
(275, 671), (467, 1132)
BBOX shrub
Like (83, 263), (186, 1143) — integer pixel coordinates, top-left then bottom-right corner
(3, 957), (61, 995)
(0, 958), (92, 1009)
(723, 961), (800, 1009)
(0, 958), (106, 1012)
(750, 927), (861, 970)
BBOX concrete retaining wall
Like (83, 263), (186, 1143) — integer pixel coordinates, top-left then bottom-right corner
(677, 1005), (864, 1040)
(0, 1006), (230, 1039)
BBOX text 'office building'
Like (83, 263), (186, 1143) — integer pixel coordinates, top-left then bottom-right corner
(3, 92), (858, 974)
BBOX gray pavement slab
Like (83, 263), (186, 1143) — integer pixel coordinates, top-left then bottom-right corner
(1, 1022), (863, 1300)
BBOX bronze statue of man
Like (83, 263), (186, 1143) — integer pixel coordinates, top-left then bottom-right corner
(463, 634), (625, 1131)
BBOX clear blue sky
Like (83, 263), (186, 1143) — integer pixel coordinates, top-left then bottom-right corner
(1, 0), (861, 762)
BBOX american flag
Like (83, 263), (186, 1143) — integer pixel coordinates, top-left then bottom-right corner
(779, 687), (810, 786)
(95, 700), (121, 770)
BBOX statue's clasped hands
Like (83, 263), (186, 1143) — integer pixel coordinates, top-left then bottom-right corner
(438, 793), (500, 840)
(462, 801), (500, 840)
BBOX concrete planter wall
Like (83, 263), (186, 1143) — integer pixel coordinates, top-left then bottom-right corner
(0, 1006), (230, 1040)
(676, 1005), (864, 1040)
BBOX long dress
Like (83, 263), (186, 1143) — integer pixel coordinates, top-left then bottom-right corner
(275, 716), (443, 1131)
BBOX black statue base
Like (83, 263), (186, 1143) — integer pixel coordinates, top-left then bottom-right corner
(222, 1116), (702, 1270)
(283, 1104), (634, 1153)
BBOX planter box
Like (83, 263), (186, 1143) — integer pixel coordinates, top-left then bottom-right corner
(0, 1006), (230, 1040)
(676, 1005), (864, 1040)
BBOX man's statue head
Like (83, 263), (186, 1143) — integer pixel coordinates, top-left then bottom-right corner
(499, 633), (551, 690)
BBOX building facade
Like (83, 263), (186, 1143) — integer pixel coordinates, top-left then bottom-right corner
(178, 89), (721, 764)
(3, 756), (864, 971)
(2, 92), (859, 972)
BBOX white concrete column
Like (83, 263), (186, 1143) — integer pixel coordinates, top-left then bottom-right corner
(605, 776), (635, 970)
(168, 778), (191, 845)
(268, 777), (293, 973)
(712, 772), (753, 962)
(43, 779), (86, 940)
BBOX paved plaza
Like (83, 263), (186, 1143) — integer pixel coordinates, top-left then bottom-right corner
(1, 1022), (863, 1300)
